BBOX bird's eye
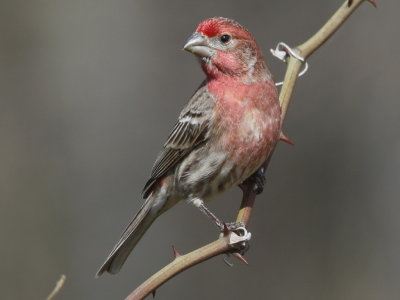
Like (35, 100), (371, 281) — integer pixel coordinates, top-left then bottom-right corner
(220, 34), (231, 43)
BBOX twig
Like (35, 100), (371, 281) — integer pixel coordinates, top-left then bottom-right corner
(126, 236), (235, 300)
(46, 274), (66, 300)
(125, 1), (376, 299)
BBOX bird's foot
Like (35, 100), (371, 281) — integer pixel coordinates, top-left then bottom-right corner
(223, 221), (245, 232)
(222, 224), (251, 267)
(220, 222), (250, 248)
(193, 199), (250, 252)
(241, 167), (266, 194)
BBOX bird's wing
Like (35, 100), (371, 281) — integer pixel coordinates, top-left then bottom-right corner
(142, 82), (215, 198)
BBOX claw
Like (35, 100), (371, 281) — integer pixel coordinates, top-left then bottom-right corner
(223, 255), (234, 267)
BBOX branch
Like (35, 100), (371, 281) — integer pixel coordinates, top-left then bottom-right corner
(233, 0), (376, 227)
(125, 1), (376, 299)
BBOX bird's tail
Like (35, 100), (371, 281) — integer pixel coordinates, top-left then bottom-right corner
(96, 185), (168, 277)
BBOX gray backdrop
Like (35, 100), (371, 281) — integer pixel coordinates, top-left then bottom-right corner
(1, 0), (399, 299)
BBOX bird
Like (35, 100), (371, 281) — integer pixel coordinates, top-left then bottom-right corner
(96, 17), (281, 277)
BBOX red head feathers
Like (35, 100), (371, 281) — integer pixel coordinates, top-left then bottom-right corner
(196, 17), (254, 41)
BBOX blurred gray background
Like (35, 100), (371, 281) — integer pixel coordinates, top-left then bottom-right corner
(1, 0), (398, 299)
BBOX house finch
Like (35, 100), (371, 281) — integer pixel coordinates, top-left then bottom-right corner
(96, 17), (281, 276)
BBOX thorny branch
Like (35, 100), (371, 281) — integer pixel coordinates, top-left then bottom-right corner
(125, 1), (376, 299)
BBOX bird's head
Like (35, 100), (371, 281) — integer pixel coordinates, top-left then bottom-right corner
(184, 17), (269, 82)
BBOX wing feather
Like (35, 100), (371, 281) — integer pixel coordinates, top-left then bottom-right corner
(142, 83), (215, 198)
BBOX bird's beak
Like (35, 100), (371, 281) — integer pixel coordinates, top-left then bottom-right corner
(183, 32), (215, 58)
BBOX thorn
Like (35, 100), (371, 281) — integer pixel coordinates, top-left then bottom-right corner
(279, 132), (294, 146)
(232, 253), (249, 265)
(152, 289), (156, 298)
(171, 245), (181, 259)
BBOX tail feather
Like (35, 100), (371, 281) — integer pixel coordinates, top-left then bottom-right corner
(96, 195), (158, 277)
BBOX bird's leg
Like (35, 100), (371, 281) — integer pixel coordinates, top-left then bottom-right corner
(192, 198), (247, 233)
(191, 198), (251, 266)
(240, 166), (266, 194)
(192, 198), (224, 230)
